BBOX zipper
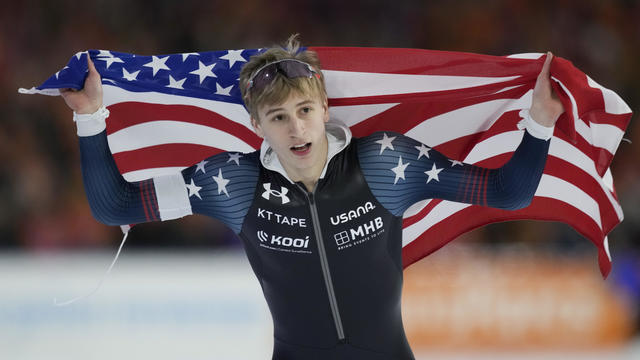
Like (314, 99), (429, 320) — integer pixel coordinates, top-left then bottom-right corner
(298, 183), (345, 341)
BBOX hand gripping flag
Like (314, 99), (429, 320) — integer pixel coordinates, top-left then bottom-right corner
(20, 47), (632, 277)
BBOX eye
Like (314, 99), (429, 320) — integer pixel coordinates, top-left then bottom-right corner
(301, 107), (311, 113)
(272, 114), (285, 121)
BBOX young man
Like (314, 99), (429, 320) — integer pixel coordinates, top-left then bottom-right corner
(61, 37), (563, 359)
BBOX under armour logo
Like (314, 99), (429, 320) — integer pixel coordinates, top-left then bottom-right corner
(262, 183), (290, 204)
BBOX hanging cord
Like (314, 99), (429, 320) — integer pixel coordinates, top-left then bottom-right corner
(53, 230), (129, 307)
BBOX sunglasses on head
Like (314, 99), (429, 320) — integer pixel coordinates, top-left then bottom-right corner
(246, 59), (318, 95)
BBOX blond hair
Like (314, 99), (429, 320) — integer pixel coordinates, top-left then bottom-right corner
(239, 34), (327, 121)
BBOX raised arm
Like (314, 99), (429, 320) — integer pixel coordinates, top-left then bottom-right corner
(62, 55), (152, 225)
(62, 56), (259, 232)
(358, 52), (564, 216)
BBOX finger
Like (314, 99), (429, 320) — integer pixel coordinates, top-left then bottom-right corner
(87, 53), (98, 74)
(539, 51), (553, 78)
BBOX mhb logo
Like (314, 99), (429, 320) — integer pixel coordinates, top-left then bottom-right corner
(334, 216), (384, 246)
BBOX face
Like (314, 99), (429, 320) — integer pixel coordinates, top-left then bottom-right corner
(252, 92), (329, 182)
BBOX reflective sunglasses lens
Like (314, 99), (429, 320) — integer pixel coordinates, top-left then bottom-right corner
(251, 65), (278, 93)
(279, 61), (313, 78)
(248, 60), (315, 95)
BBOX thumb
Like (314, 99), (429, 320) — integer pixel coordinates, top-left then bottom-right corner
(539, 52), (553, 79)
(87, 53), (100, 78)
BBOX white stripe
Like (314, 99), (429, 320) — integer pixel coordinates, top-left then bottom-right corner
(550, 138), (624, 222)
(122, 167), (186, 182)
(460, 131), (622, 222)
(587, 76), (632, 115)
(403, 199), (433, 218)
(402, 174), (603, 247)
(492, 85), (525, 94)
(553, 77), (627, 156)
(506, 53), (544, 59)
(603, 168), (614, 193)
(402, 201), (470, 246)
(551, 76), (611, 155)
(323, 70), (520, 99)
(405, 93), (532, 147)
(464, 131), (523, 163)
(401, 132), (625, 246)
(102, 84), (253, 130)
(552, 76), (579, 127)
(574, 120), (625, 156)
(535, 174), (601, 228)
(107, 121), (255, 153)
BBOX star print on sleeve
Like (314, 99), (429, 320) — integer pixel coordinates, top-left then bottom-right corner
(375, 133), (396, 155)
(180, 150), (260, 234)
(360, 130), (550, 217)
(185, 178), (203, 200)
(227, 153), (243, 165)
(391, 156), (410, 185)
(424, 163), (444, 183)
(212, 168), (230, 197)
(195, 159), (208, 174)
(415, 144), (431, 159)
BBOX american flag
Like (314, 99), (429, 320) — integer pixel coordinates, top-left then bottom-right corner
(20, 47), (631, 277)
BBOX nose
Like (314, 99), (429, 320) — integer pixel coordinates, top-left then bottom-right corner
(288, 116), (305, 137)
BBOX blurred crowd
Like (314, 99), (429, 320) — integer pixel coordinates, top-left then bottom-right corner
(1, 0), (638, 324)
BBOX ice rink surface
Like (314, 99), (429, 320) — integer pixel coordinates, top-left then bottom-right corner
(1, 251), (637, 360)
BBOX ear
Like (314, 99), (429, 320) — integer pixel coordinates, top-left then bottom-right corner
(322, 98), (329, 123)
(251, 116), (264, 138)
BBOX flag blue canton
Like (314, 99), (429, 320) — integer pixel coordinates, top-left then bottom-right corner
(40, 49), (266, 105)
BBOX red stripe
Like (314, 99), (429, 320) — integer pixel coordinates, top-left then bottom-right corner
(482, 167), (489, 207)
(328, 79), (530, 108)
(139, 180), (151, 221)
(402, 151), (621, 234)
(401, 197), (610, 276)
(113, 144), (226, 174)
(147, 180), (159, 221)
(582, 109), (630, 128)
(476, 168), (487, 205)
(144, 180), (156, 221)
(313, 47), (543, 77)
(401, 199), (446, 229)
(106, 102), (262, 149)
(331, 81), (531, 122)
(462, 167), (476, 204)
(470, 169), (479, 204)
(471, 148), (619, 222)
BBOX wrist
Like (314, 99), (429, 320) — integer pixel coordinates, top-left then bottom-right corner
(74, 105), (110, 137)
(75, 103), (102, 115)
(517, 109), (554, 141)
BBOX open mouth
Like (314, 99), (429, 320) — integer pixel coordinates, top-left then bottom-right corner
(290, 142), (312, 154)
